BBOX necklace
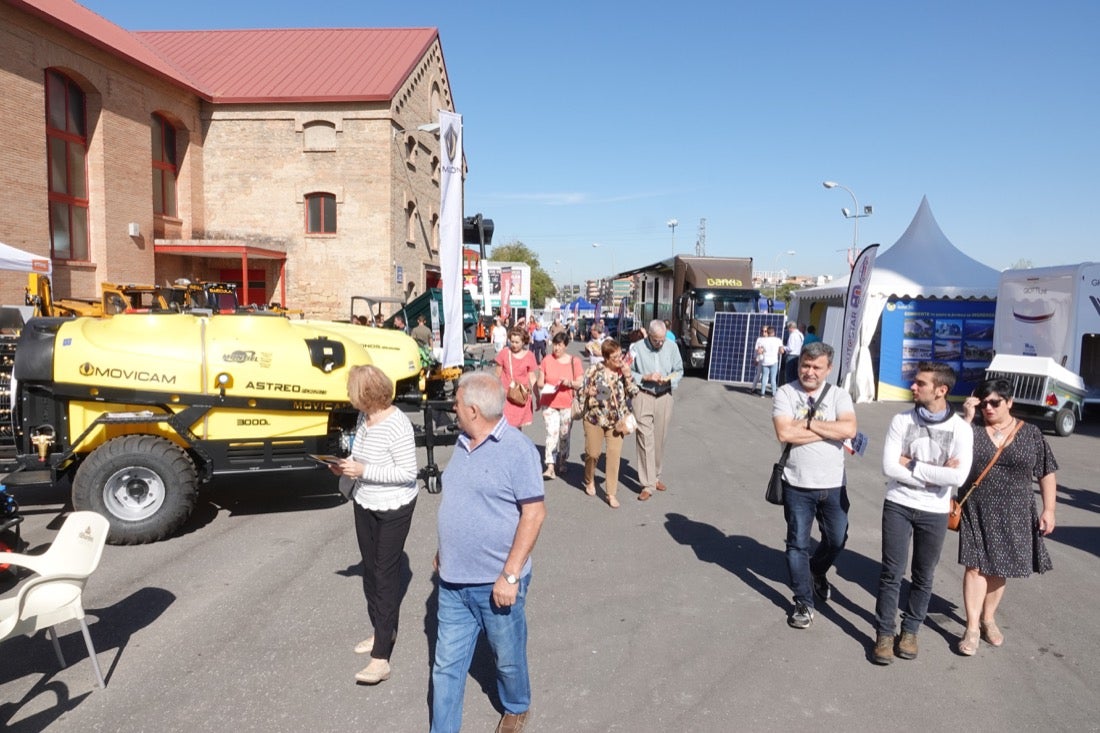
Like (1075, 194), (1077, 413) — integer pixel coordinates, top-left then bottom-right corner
(988, 420), (1013, 440)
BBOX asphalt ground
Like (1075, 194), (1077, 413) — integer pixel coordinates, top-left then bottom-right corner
(3, 344), (1099, 732)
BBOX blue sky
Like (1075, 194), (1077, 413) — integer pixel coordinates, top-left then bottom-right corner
(87, 0), (1100, 284)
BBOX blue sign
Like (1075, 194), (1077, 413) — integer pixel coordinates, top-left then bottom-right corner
(879, 298), (996, 400)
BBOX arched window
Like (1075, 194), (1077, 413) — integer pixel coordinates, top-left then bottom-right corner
(152, 113), (178, 217)
(305, 192), (336, 233)
(405, 201), (417, 244)
(45, 70), (88, 260)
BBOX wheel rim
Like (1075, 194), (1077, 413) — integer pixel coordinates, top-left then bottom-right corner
(102, 466), (166, 521)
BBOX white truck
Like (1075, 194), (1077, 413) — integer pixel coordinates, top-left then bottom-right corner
(986, 262), (1100, 435)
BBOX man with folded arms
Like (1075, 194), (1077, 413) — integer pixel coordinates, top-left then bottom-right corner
(872, 362), (972, 664)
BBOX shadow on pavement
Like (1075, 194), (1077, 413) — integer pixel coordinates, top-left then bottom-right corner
(0, 586), (176, 731)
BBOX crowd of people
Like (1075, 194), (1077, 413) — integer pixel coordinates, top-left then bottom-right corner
(332, 313), (1059, 731)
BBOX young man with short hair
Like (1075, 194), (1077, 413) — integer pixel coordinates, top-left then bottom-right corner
(872, 362), (973, 664)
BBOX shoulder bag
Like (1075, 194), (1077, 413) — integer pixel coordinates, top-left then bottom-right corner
(766, 383), (831, 505)
(506, 351), (529, 407)
(570, 357), (586, 420)
(947, 419), (1021, 531)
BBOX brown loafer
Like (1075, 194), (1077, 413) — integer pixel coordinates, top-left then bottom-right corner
(496, 710), (529, 733)
(638, 490), (652, 501)
(656, 481), (668, 491)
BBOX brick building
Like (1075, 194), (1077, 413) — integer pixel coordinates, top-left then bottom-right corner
(0, 0), (458, 319)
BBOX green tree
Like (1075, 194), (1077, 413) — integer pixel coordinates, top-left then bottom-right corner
(488, 240), (556, 308)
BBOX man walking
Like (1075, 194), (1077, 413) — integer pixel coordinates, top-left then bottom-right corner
(782, 321), (804, 385)
(631, 320), (684, 501)
(772, 341), (857, 629)
(431, 372), (546, 733)
(872, 362), (972, 664)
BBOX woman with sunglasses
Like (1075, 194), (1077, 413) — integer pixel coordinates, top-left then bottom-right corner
(957, 378), (1058, 656)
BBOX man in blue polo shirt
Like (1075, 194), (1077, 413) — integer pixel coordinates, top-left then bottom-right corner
(431, 371), (547, 733)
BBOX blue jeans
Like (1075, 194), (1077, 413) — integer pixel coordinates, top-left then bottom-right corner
(783, 483), (849, 607)
(874, 499), (948, 635)
(760, 363), (779, 396)
(430, 576), (532, 733)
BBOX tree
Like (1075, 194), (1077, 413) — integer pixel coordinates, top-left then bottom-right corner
(487, 240), (556, 308)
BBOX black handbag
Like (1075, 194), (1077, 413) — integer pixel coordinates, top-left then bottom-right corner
(766, 444), (791, 505)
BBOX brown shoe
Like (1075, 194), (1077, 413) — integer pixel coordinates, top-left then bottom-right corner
(871, 633), (895, 665)
(656, 480), (668, 491)
(637, 490), (652, 501)
(897, 631), (918, 660)
(496, 710), (529, 733)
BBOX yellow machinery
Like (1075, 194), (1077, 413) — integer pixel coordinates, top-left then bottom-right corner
(6, 312), (385, 544)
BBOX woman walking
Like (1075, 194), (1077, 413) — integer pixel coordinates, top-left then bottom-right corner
(333, 365), (419, 685)
(494, 326), (539, 429)
(956, 378), (1057, 656)
(580, 340), (638, 508)
(537, 332), (582, 478)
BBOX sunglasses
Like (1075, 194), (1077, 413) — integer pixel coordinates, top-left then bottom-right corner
(979, 398), (1004, 409)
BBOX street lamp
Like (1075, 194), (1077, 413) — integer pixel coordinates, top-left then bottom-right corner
(772, 250), (796, 301)
(667, 219), (678, 256)
(822, 181), (872, 269)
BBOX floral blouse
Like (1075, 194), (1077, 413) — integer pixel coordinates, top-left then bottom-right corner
(581, 362), (639, 429)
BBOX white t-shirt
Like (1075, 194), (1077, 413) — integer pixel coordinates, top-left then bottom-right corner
(755, 336), (784, 366)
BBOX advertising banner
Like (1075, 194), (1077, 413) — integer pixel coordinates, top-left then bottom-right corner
(438, 110), (463, 368)
(499, 267), (513, 323)
(879, 298), (996, 400)
(837, 244), (879, 383)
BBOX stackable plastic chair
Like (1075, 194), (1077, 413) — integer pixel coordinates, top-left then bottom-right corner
(0, 511), (109, 688)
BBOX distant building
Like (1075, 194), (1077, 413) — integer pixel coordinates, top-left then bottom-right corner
(0, 0), (459, 318)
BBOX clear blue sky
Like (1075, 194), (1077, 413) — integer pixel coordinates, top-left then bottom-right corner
(87, 0), (1100, 284)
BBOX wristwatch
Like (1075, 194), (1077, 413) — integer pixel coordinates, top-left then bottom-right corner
(503, 573), (519, 585)
(907, 458), (918, 472)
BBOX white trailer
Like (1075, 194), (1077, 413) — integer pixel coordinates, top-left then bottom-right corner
(989, 262), (1100, 434)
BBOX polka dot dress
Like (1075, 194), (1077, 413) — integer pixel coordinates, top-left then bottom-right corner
(958, 422), (1056, 577)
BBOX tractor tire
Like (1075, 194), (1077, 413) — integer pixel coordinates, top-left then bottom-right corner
(72, 435), (198, 545)
(1054, 407), (1077, 437)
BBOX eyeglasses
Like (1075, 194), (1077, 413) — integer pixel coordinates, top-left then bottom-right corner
(979, 398), (1004, 409)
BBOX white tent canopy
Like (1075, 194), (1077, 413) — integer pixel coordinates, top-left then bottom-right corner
(0, 241), (51, 276)
(791, 196), (1000, 402)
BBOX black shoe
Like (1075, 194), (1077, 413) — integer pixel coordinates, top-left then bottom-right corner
(812, 573), (832, 603)
(788, 602), (814, 629)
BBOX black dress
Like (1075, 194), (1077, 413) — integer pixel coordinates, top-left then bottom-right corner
(958, 422), (1056, 577)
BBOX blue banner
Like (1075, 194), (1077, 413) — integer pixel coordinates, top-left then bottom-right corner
(879, 298), (996, 400)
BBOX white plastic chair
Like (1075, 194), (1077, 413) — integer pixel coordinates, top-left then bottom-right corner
(0, 511), (109, 688)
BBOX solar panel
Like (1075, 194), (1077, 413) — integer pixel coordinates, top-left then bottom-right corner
(707, 312), (787, 383)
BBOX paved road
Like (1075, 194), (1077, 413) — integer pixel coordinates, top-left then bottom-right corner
(3, 359), (1099, 732)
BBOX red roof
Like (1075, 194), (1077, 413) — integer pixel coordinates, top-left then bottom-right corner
(12, 0), (440, 104)
(137, 28), (439, 104)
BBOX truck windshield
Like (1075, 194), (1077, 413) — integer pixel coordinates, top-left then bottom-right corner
(693, 291), (757, 319)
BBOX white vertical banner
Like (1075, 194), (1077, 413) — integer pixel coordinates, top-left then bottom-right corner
(837, 243), (879, 389)
(438, 110), (464, 368)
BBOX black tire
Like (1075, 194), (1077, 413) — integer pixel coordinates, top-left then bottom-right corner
(72, 435), (198, 545)
(1054, 407), (1076, 437)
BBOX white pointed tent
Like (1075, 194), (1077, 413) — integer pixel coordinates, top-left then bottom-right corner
(790, 197), (1000, 402)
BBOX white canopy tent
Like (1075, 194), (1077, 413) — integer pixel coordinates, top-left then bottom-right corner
(790, 197), (1000, 402)
(0, 241), (52, 276)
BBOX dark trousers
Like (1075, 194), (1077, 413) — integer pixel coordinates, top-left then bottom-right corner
(874, 499), (948, 635)
(783, 483), (849, 607)
(353, 497), (417, 658)
(531, 340), (547, 363)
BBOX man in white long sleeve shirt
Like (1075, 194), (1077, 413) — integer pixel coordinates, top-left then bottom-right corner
(872, 362), (973, 665)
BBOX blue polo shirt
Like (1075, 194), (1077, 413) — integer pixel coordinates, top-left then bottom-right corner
(438, 417), (545, 584)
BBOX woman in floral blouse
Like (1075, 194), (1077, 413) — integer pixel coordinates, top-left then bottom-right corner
(580, 339), (638, 508)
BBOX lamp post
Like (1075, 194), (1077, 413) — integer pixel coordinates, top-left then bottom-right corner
(822, 181), (872, 269)
(667, 219), (678, 256)
(772, 250), (796, 301)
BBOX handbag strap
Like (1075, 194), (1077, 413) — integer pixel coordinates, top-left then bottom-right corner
(957, 420), (1022, 507)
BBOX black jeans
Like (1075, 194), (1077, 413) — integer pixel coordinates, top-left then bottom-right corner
(353, 497), (417, 658)
(874, 499), (948, 635)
